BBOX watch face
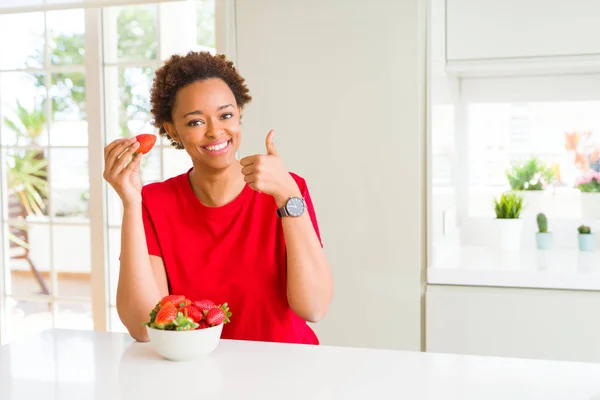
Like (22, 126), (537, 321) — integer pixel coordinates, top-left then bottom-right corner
(285, 197), (305, 217)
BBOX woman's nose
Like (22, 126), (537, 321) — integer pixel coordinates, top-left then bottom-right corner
(206, 119), (225, 138)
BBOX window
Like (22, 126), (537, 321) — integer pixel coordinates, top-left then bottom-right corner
(0, 0), (218, 344)
(429, 73), (600, 275)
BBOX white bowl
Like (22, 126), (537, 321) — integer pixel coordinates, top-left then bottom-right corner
(146, 323), (223, 361)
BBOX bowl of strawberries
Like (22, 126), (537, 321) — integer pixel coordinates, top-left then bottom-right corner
(145, 294), (231, 361)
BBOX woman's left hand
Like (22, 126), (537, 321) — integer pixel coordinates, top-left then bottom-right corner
(240, 130), (301, 207)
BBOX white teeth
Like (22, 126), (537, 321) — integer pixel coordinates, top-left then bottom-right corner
(205, 141), (229, 151)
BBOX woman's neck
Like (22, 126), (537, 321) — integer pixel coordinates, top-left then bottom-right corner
(188, 161), (246, 207)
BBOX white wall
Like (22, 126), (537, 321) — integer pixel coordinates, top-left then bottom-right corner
(234, 0), (426, 350)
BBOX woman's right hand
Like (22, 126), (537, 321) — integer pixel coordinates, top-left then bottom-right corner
(103, 137), (143, 207)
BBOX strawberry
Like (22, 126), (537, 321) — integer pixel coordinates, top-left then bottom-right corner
(193, 299), (216, 313)
(148, 301), (161, 324)
(153, 301), (178, 329)
(180, 304), (203, 322)
(196, 321), (210, 330)
(159, 295), (186, 308)
(173, 312), (199, 331)
(206, 308), (226, 326)
(178, 299), (193, 309)
(134, 133), (157, 155)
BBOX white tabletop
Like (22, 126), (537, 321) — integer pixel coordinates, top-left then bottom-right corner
(2, 329), (600, 399)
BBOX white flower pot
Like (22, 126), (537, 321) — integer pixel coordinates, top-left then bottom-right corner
(581, 192), (600, 219)
(518, 190), (549, 217)
(496, 219), (522, 252)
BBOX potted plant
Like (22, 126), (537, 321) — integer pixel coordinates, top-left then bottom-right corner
(505, 157), (555, 216)
(575, 170), (600, 218)
(535, 213), (553, 250)
(577, 225), (595, 252)
(493, 192), (525, 251)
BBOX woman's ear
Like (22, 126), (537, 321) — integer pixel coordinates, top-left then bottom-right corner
(163, 122), (180, 143)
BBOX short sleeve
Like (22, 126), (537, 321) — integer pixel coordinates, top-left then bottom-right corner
(142, 200), (163, 257)
(298, 178), (323, 248)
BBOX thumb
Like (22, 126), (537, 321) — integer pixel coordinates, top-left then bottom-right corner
(265, 129), (279, 156)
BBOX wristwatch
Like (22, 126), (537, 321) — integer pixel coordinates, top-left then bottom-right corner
(276, 196), (306, 218)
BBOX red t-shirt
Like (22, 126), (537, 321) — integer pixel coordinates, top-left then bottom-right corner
(141, 169), (322, 345)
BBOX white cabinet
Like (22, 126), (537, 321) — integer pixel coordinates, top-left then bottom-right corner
(447, 0), (600, 61)
(426, 285), (600, 363)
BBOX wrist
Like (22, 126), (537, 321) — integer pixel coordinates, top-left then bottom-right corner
(274, 189), (302, 208)
(123, 201), (142, 212)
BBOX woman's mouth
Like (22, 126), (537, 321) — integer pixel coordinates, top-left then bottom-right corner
(201, 140), (231, 155)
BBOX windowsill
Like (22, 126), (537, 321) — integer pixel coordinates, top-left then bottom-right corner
(428, 241), (600, 291)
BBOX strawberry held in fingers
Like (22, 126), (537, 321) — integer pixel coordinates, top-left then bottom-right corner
(134, 133), (157, 155)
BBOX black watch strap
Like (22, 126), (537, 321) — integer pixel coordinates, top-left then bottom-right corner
(276, 206), (289, 218)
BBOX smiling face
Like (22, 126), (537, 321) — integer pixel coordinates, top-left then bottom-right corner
(163, 78), (241, 172)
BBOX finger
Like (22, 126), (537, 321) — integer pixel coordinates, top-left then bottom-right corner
(265, 129), (279, 157)
(104, 137), (132, 161)
(106, 138), (137, 171)
(126, 152), (143, 173)
(243, 173), (256, 184)
(241, 164), (256, 176)
(240, 155), (259, 167)
(111, 141), (140, 175)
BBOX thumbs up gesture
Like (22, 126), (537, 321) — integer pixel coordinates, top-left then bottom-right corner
(240, 129), (301, 207)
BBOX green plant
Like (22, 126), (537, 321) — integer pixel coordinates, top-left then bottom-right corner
(494, 192), (524, 219)
(3, 100), (46, 146)
(7, 151), (49, 216)
(505, 158), (555, 191)
(578, 225), (592, 234)
(536, 213), (548, 233)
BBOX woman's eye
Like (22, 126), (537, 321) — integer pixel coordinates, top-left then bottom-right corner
(187, 120), (204, 127)
(221, 113), (233, 120)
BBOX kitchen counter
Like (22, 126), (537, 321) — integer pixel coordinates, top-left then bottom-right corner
(1, 329), (600, 399)
(428, 244), (600, 290)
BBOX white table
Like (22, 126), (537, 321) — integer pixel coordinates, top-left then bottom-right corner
(1, 329), (600, 399)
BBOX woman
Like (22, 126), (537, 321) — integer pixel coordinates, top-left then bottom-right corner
(103, 51), (333, 344)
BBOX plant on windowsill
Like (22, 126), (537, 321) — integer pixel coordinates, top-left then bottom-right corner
(493, 192), (524, 252)
(505, 157), (555, 191)
(576, 170), (600, 219)
(535, 213), (553, 250)
(577, 225), (595, 252)
(505, 157), (555, 217)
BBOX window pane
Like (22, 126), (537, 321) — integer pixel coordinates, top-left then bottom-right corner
(107, 227), (121, 307)
(196, 0), (216, 49)
(47, 9), (85, 66)
(4, 299), (52, 344)
(50, 148), (89, 219)
(54, 225), (91, 299)
(55, 302), (93, 330)
(109, 306), (127, 333)
(103, 4), (158, 63)
(0, 13), (44, 70)
(4, 148), (50, 220)
(1, 73), (48, 147)
(50, 72), (87, 146)
(141, 147), (161, 184)
(468, 102), (600, 220)
(104, 67), (155, 144)
(6, 222), (52, 297)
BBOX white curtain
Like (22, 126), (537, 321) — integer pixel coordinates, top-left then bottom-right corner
(0, 0), (185, 14)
